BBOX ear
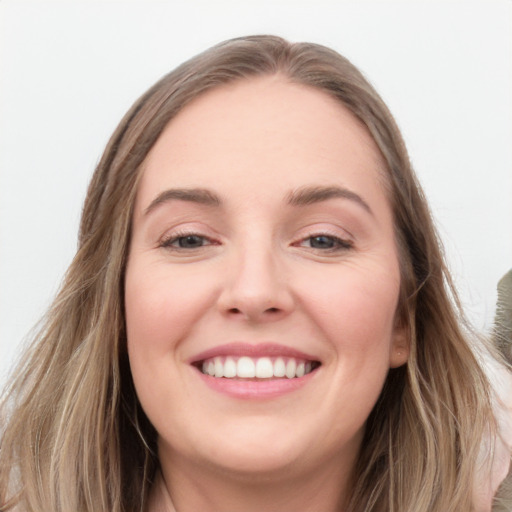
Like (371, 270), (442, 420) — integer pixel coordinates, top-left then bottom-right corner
(389, 321), (410, 368)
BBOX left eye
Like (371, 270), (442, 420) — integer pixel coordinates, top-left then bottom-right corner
(161, 234), (211, 249)
(301, 235), (352, 250)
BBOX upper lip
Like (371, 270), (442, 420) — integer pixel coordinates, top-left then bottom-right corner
(189, 342), (320, 364)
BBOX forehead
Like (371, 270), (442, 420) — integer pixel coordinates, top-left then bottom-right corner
(138, 76), (388, 209)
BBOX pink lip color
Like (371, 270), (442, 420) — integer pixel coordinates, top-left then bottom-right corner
(189, 342), (320, 400)
(189, 342), (318, 364)
(196, 369), (317, 399)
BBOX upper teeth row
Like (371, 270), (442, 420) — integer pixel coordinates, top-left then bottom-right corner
(201, 356), (314, 379)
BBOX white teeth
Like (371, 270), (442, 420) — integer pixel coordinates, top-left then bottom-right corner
(214, 357), (224, 378)
(200, 356), (317, 379)
(273, 357), (286, 377)
(285, 359), (296, 379)
(224, 357), (237, 378)
(255, 357), (273, 378)
(237, 357), (256, 378)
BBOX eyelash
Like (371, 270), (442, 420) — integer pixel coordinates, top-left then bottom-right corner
(159, 231), (353, 253)
(295, 233), (353, 252)
(159, 231), (217, 250)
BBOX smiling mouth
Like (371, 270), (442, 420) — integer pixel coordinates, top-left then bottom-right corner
(195, 356), (321, 380)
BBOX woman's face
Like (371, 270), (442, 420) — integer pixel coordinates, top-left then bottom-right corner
(125, 76), (408, 480)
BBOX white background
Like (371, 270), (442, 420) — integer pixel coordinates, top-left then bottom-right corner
(1, 0), (511, 387)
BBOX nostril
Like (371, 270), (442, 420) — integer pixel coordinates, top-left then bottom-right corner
(224, 306), (282, 320)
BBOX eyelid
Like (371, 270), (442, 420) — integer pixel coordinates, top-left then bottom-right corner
(158, 225), (221, 250)
(297, 234), (353, 250)
(160, 233), (212, 249)
(291, 225), (354, 252)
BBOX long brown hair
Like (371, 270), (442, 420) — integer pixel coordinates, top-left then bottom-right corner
(0, 35), (497, 511)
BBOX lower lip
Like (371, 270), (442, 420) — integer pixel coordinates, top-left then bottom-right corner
(196, 369), (317, 399)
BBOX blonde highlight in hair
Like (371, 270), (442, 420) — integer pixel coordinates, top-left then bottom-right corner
(0, 35), (497, 511)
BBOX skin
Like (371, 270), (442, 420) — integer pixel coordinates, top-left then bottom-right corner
(125, 75), (409, 512)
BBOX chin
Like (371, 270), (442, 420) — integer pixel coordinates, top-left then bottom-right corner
(198, 444), (312, 482)
(162, 416), (352, 481)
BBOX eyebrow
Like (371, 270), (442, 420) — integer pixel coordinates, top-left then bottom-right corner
(286, 185), (373, 215)
(144, 188), (221, 215)
(144, 184), (373, 216)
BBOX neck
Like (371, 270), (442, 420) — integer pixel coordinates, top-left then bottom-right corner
(149, 444), (357, 512)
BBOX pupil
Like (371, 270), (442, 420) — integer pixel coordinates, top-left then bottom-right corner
(311, 236), (334, 249)
(179, 235), (203, 248)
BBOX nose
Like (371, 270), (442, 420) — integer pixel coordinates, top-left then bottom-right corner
(217, 245), (295, 323)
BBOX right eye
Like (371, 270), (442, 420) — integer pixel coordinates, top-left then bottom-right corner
(160, 233), (213, 250)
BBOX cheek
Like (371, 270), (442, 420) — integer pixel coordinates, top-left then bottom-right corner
(124, 261), (219, 417)
(302, 262), (401, 355)
(124, 261), (219, 362)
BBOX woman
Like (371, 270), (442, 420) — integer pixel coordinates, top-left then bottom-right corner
(0, 35), (504, 511)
